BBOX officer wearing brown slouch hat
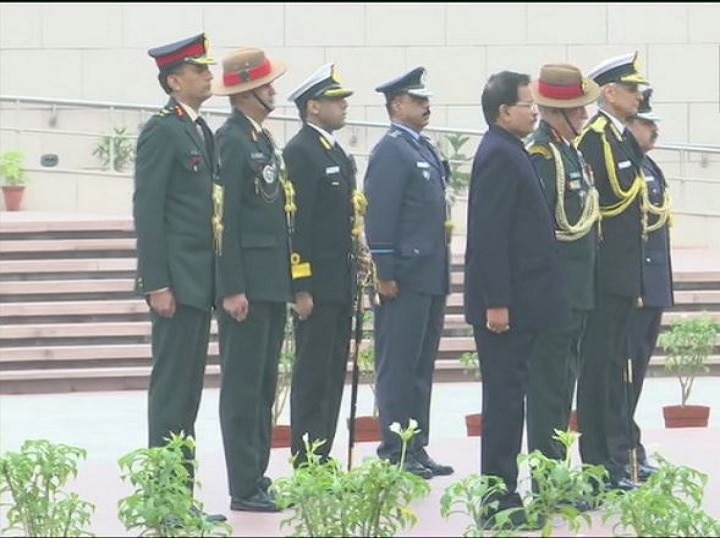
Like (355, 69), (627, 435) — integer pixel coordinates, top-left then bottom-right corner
(526, 64), (600, 467)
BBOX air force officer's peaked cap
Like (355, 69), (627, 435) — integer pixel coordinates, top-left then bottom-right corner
(287, 63), (353, 108)
(147, 33), (215, 72)
(375, 67), (432, 99)
(636, 88), (661, 122)
(587, 51), (649, 87)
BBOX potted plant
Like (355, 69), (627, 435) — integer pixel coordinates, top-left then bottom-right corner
(271, 312), (294, 448)
(0, 439), (95, 537)
(460, 351), (483, 436)
(92, 126), (135, 172)
(0, 150), (29, 211)
(657, 315), (719, 428)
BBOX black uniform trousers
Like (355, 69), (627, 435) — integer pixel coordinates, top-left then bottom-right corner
(290, 302), (353, 462)
(148, 304), (211, 480)
(624, 307), (663, 465)
(375, 290), (446, 460)
(527, 309), (587, 460)
(218, 301), (286, 499)
(474, 327), (535, 496)
(577, 293), (633, 481)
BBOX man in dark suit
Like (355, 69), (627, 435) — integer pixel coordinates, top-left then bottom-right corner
(464, 70), (569, 524)
(623, 88), (673, 481)
(576, 52), (650, 490)
(134, 32), (225, 521)
(526, 64), (600, 464)
(213, 48), (291, 513)
(364, 67), (452, 479)
(283, 64), (356, 465)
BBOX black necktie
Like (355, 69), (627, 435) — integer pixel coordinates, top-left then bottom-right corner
(195, 117), (213, 159)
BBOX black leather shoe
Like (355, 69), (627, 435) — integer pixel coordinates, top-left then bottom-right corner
(398, 458), (434, 479)
(638, 462), (660, 481)
(607, 476), (638, 491)
(230, 490), (280, 513)
(416, 454), (454, 476)
(191, 506), (227, 522)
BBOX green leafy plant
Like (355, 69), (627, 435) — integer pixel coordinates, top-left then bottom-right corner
(441, 132), (473, 204)
(274, 419), (430, 537)
(658, 315), (719, 406)
(0, 439), (95, 537)
(92, 126), (135, 171)
(440, 474), (518, 537)
(440, 431), (609, 537)
(520, 430), (608, 536)
(117, 432), (231, 537)
(0, 150), (29, 186)
(602, 454), (720, 537)
(459, 351), (481, 381)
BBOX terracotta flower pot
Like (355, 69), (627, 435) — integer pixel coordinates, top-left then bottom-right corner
(662, 405), (711, 428)
(465, 413), (483, 437)
(2, 185), (25, 211)
(271, 424), (292, 448)
(347, 415), (382, 442)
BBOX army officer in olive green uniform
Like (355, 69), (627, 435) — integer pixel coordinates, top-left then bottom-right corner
(213, 48), (292, 514)
(526, 64), (601, 462)
(134, 34), (219, 469)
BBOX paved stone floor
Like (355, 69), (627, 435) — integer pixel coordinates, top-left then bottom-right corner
(1, 379), (719, 537)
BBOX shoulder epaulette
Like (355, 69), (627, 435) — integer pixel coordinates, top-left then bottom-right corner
(588, 115), (607, 134)
(155, 104), (184, 118)
(528, 144), (552, 160)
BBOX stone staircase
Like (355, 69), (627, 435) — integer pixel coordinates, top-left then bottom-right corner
(1, 217), (719, 394)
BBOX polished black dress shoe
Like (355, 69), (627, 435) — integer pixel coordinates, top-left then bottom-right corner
(397, 458), (434, 479)
(191, 506), (227, 522)
(257, 475), (272, 493)
(416, 453), (454, 476)
(606, 476), (638, 491)
(638, 462), (660, 481)
(230, 490), (280, 513)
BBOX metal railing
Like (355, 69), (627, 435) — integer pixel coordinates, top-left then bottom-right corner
(2, 95), (719, 217)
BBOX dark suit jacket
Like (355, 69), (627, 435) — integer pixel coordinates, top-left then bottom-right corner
(283, 124), (356, 304)
(529, 120), (598, 311)
(133, 97), (216, 311)
(577, 111), (644, 299)
(640, 155), (674, 308)
(464, 124), (569, 331)
(364, 124), (449, 296)
(215, 110), (291, 303)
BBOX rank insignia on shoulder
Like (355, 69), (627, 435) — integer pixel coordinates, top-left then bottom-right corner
(529, 145), (552, 159)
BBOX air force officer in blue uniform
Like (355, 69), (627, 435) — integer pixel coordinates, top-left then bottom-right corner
(364, 67), (453, 479)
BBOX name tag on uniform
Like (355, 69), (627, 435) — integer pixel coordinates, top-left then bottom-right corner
(618, 160), (632, 169)
(251, 152), (265, 160)
(568, 180), (581, 190)
(569, 171), (581, 179)
(416, 161), (430, 169)
(645, 175), (655, 183)
(325, 165), (340, 174)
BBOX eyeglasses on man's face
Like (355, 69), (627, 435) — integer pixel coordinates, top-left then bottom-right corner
(511, 101), (536, 109)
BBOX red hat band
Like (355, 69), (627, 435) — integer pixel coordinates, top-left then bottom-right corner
(223, 59), (272, 87)
(155, 42), (206, 69)
(538, 79), (585, 100)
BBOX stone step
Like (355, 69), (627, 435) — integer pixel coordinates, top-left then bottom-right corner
(0, 278), (134, 296)
(1, 238), (136, 255)
(0, 258), (135, 276)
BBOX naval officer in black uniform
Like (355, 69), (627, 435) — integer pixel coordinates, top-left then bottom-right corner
(576, 52), (650, 490)
(364, 67), (453, 479)
(283, 64), (356, 465)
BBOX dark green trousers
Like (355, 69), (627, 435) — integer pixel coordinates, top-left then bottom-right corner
(290, 302), (352, 463)
(218, 301), (286, 499)
(148, 303), (211, 477)
(526, 309), (587, 460)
